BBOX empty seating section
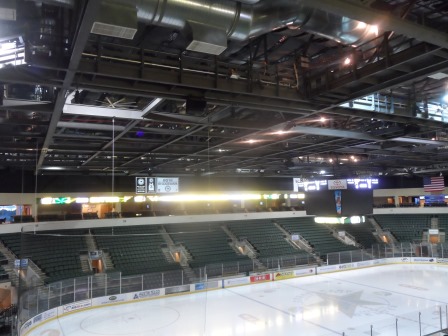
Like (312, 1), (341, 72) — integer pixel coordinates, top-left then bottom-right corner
(436, 215), (448, 232)
(332, 223), (378, 248)
(278, 218), (357, 257)
(93, 226), (181, 276)
(164, 223), (252, 276)
(226, 220), (302, 258)
(0, 252), (8, 281)
(374, 215), (431, 242)
(0, 230), (89, 283)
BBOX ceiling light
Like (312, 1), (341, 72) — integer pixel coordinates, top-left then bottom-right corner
(319, 170), (326, 174)
(319, 117), (327, 123)
(356, 22), (367, 30)
(344, 57), (351, 66)
(369, 25), (379, 36)
(329, 158), (333, 163)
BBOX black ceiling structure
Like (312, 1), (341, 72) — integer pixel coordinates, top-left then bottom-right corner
(1, 0), (448, 180)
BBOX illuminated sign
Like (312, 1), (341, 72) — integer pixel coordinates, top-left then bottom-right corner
(136, 177), (178, 194)
(40, 197), (73, 205)
(346, 178), (379, 189)
(293, 178), (327, 192)
(156, 178), (179, 193)
(328, 179), (348, 190)
(40, 196), (132, 205)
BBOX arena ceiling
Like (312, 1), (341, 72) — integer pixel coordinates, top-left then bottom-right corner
(1, 0), (448, 179)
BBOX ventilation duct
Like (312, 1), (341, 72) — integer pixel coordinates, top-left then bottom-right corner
(0, 0), (16, 20)
(32, 0), (378, 54)
(91, 1), (137, 39)
(134, 0), (377, 54)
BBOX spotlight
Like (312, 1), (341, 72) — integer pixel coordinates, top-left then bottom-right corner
(344, 57), (352, 66)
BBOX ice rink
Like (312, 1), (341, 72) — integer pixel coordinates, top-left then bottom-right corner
(26, 264), (448, 336)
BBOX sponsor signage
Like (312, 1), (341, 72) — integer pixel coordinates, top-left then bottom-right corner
(27, 308), (58, 331)
(291, 234), (299, 241)
(92, 294), (127, 306)
(317, 265), (339, 274)
(274, 270), (295, 280)
(223, 277), (250, 287)
(356, 261), (373, 268)
(293, 178), (327, 192)
(132, 289), (163, 300)
(428, 229), (439, 235)
(207, 281), (221, 289)
(294, 268), (316, 276)
(411, 257), (435, 263)
(250, 274), (271, 283)
(338, 263), (355, 270)
(165, 285), (190, 295)
(136, 177), (147, 194)
(346, 178), (378, 189)
(195, 283), (205, 291)
(20, 319), (33, 334)
(61, 299), (92, 314)
(437, 258), (448, 264)
(328, 179), (348, 190)
(33, 314), (42, 324)
(136, 177), (179, 194)
(155, 178), (179, 193)
(42, 308), (57, 321)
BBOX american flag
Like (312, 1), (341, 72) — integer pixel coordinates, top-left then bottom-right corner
(423, 176), (445, 192)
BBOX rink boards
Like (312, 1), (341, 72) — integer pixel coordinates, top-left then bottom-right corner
(20, 256), (448, 335)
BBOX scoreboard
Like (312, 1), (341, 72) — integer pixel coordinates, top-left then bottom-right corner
(294, 177), (378, 192)
(135, 177), (179, 194)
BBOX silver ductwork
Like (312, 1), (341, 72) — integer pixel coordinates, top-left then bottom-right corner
(30, 0), (377, 54)
(135, 0), (377, 53)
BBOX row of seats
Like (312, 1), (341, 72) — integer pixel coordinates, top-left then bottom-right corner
(278, 217), (358, 259)
(226, 219), (307, 258)
(332, 223), (377, 248)
(93, 226), (182, 276)
(0, 217), (382, 284)
(164, 223), (252, 276)
(0, 229), (91, 283)
(374, 215), (432, 242)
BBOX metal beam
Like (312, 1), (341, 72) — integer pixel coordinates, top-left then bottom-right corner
(289, 125), (380, 141)
(63, 104), (148, 120)
(36, 0), (102, 170)
(82, 98), (164, 166)
(302, 0), (448, 49)
(56, 121), (126, 132)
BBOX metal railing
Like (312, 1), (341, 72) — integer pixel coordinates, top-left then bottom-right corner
(17, 251), (314, 331)
(326, 242), (448, 265)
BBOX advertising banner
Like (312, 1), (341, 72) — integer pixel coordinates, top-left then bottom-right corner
(274, 270), (295, 280)
(156, 178), (179, 193)
(411, 257), (436, 263)
(223, 277), (250, 288)
(328, 179), (347, 190)
(316, 265), (339, 274)
(165, 284), (190, 295)
(250, 274), (271, 283)
(59, 299), (92, 315)
(131, 288), (164, 300)
(92, 294), (127, 306)
(294, 267), (316, 276)
(337, 263), (356, 271)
